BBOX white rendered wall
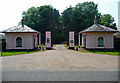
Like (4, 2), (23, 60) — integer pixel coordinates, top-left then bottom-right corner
(5, 33), (38, 49)
(82, 32), (114, 49)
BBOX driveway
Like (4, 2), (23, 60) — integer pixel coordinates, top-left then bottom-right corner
(2, 44), (118, 70)
(1, 44), (119, 81)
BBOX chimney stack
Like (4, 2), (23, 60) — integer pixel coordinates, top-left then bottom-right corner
(21, 16), (25, 27)
(94, 16), (97, 24)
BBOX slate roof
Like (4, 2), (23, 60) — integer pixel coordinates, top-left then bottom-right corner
(1, 25), (39, 33)
(79, 24), (118, 34)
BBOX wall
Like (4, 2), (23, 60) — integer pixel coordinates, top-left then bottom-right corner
(82, 32), (114, 49)
(82, 33), (87, 48)
(33, 33), (38, 48)
(6, 33), (36, 49)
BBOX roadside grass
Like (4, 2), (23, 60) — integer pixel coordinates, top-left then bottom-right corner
(64, 44), (82, 48)
(39, 44), (56, 48)
(64, 44), (67, 47)
(53, 44), (56, 47)
(1, 44), (57, 57)
(78, 49), (120, 56)
(39, 45), (46, 48)
(0, 50), (43, 57)
(64, 44), (120, 56)
(74, 45), (78, 48)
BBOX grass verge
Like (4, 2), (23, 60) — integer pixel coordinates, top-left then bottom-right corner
(77, 49), (120, 56)
(53, 44), (56, 47)
(0, 50), (43, 56)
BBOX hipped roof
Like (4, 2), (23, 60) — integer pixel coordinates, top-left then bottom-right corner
(1, 25), (39, 33)
(79, 24), (118, 34)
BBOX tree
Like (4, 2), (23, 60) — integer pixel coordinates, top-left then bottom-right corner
(100, 14), (117, 30)
(61, 2), (100, 44)
(61, 5), (75, 40)
(22, 5), (60, 43)
(20, 2), (117, 44)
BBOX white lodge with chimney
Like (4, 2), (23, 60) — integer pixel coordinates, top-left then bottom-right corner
(2, 17), (41, 50)
(78, 16), (118, 49)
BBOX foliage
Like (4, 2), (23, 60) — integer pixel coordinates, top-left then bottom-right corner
(64, 44), (67, 47)
(53, 44), (56, 47)
(21, 2), (117, 44)
(61, 2), (101, 44)
(100, 14), (117, 30)
(23, 5), (60, 43)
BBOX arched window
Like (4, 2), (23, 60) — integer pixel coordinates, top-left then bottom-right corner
(98, 37), (104, 47)
(16, 37), (22, 47)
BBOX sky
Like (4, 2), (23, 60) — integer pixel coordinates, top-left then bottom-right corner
(0, 0), (119, 31)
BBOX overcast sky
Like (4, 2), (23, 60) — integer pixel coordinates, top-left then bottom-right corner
(0, 0), (119, 31)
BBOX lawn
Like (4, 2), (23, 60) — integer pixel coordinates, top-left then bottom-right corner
(0, 44), (57, 57)
(0, 50), (43, 56)
(74, 45), (120, 56)
(78, 49), (120, 56)
(64, 44), (120, 56)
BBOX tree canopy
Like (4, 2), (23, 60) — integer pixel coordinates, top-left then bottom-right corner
(23, 5), (60, 43)
(21, 2), (117, 44)
(99, 14), (117, 30)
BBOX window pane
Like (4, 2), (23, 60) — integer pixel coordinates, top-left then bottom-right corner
(98, 37), (104, 47)
(16, 37), (22, 47)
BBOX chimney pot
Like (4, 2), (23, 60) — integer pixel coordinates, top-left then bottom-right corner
(94, 16), (97, 24)
(21, 17), (25, 27)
